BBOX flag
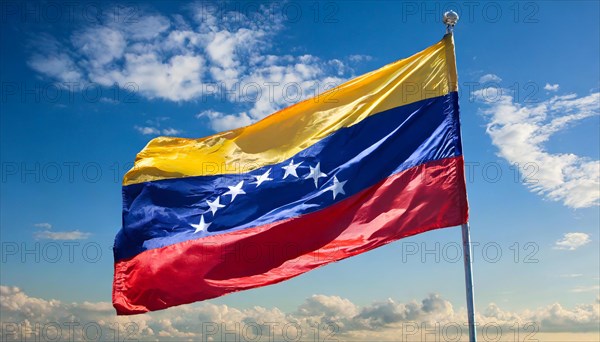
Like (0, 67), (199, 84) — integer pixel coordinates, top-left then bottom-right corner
(113, 34), (468, 315)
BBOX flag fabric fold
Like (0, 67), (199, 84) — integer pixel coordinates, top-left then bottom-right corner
(113, 34), (468, 315)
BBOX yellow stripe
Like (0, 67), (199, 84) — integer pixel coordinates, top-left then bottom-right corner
(124, 34), (458, 185)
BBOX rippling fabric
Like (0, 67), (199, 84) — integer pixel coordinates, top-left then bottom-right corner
(115, 92), (461, 261)
(113, 33), (468, 315)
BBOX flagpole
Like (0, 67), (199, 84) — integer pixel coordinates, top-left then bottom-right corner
(443, 10), (478, 342)
(461, 222), (477, 342)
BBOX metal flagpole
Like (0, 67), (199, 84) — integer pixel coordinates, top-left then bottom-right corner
(443, 11), (478, 342)
(461, 222), (477, 342)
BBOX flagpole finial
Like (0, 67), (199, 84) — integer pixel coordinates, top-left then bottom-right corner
(443, 11), (459, 33)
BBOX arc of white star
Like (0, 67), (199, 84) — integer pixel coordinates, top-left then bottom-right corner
(191, 214), (211, 233)
(252, 169), (273, 187)
(224, 181), (246, 202)
(325, 176), (347, 200)
(282, 160), (302, 179)
(305, 162), (327, 188)
(206, 197), (225, 215)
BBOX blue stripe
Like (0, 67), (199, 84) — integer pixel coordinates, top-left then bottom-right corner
(115, 92), (461, 261)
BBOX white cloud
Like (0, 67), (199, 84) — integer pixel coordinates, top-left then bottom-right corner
(479, 73), (502, 83)
(197, 110), (253, 131)
(1, 286), (599, 341)
(348, 54), (373, 63)
(545, 83), (560, 91)
(555, 232), (591, 250)
(134, 126), (161, 135)
(134, 117), (182, 136)
(28, 53), (83, 84)
(571, 286), (600, 293)
(561, 274), (584, 278)
(34, 230), (91, 240)
(106, 53), (207, 101)
(71, 27), (126, 67)
(122, 15), (171, 40)
(296, 294), (359, 320)
(474, 85), (600, 208)
(161, 128), (181, 136)
(533, 300), (600, 332)
(238, 62), (345, 122)
(27, 5), (352, 131)
(31, 222), (91, 240)
(354, 294), (455, 329)
(99, 97), (119, 104)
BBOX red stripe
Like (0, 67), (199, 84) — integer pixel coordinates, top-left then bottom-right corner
(113, 156), (468, 315)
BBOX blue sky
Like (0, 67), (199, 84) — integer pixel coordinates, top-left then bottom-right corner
(1, 1), (599, 340)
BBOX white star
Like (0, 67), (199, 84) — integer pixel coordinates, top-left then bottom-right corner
(206, 197), (225, 215)
(282, 160), (302, 179)
(305, 162), (327, 188)
(252, 169), (273, 187)
(325, 176), (347, 199)
(224, 181), (246, 202)
(191, 214), (211, 233)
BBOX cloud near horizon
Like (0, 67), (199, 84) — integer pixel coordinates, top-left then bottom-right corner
(33, 230), (91, 241)
(1, 286), (598, 341)
(31, 223), (91, 241)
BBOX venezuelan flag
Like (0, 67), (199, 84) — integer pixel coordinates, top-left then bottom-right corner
(113, 34), (468, 315)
